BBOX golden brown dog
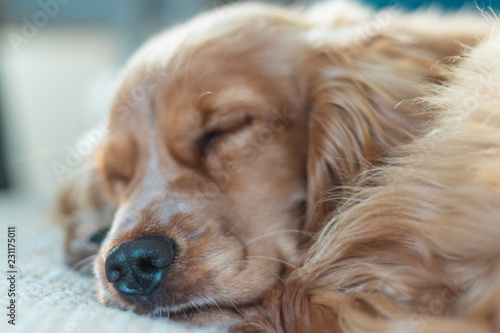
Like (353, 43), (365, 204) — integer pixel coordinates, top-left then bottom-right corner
(55, 1), (500, 332)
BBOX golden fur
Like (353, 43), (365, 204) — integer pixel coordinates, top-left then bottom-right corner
(55, 1), (500, 332)
(234, 20), (500, 333)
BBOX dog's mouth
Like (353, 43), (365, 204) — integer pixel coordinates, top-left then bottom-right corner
(95, 206), (299, 324)
(131, 297), (248, 328)
(126, 296), (205, 317)
(140, 299), (244, 321)
(102, 260), (250, 326)
(96, 226), (259, 317)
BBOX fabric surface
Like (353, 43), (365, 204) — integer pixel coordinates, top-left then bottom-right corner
(0, 192), (222, 333)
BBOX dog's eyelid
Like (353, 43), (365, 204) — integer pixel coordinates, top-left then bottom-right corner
(200, 130), (225, 156)
(204, 109), (253, 132)
(200, 114), (254, 156)
(89, 227), (110, 245)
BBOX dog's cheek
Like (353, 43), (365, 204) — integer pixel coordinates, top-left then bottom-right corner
(94, 248), (118, 307)
(94, 252), (106, 292)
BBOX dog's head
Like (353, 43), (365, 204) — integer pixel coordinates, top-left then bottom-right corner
(92, 2), (484, 325)
(96, 6), (309, 321)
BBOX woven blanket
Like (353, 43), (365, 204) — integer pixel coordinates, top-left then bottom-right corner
(0, 193), (222, 333)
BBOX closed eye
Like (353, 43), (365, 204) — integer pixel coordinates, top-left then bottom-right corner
(199, 114), (253, 157)
(200, 130), (226, 157)
(89, 228), (110, 245)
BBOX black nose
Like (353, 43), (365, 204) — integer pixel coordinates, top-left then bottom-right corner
(105, 236), (176, 297)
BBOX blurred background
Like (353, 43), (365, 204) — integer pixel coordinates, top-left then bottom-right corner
(0, 0), (498, 204)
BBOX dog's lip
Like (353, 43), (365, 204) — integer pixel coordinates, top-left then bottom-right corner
(147, 301), (243, 320)
(119, 288), (242, 318)
(126, 299), (195, 316)
(149, 304), (201, 318)
(116, 288), (202, 316)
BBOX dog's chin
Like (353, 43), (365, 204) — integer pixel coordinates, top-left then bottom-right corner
(96, 253), (267, 325)
(150, 305), (246, 327)
(99, 284), (246, 326)
(145, 302), (243, 321)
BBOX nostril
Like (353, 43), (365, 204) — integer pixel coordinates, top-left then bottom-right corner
(138, 258), (157, 273)
(106, 266), (124, 283)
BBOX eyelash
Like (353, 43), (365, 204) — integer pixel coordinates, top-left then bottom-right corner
(200, 130), (226, 157)
(200, 115), (254, 157)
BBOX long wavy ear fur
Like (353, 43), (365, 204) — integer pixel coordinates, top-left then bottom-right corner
(303, 3), (488, 234)
(233, 6), (495, 333)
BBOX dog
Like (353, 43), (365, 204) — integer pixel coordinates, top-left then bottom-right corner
(55, 1), (500, 331)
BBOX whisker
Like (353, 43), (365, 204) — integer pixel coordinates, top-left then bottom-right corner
(72, 254), (97, 273)
(247, 256), (298, 269)
(218, 293), (242, 315)
(216, 261), (286, 283)
(209, 296), (225, 315)
(245, 229), (315, 245)
(182, 307), (187, 319)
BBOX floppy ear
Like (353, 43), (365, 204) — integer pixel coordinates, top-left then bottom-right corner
(303, 9), (488, 234)
(52, 157), (116, 269)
